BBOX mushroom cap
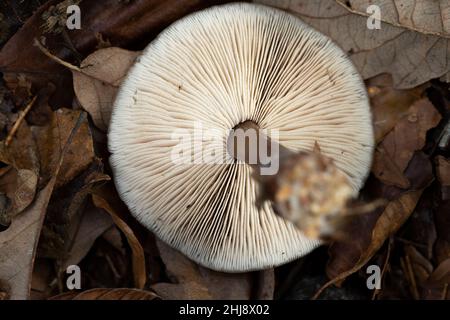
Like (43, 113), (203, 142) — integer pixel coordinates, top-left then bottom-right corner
(108, 3), (374, 272)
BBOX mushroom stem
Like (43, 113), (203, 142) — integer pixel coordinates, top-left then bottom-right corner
(227, 121), (355, 239)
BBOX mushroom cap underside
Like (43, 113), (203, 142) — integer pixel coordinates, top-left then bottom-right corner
(108, 3), (374, 272)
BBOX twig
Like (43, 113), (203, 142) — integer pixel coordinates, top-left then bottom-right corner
(33, 38), (81, 72)
(5, 96), (37, 146)
(33, 38), (117, 85)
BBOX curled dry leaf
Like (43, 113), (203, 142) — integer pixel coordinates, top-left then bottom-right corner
(91, 194), (146, 289)
(0, 111), (86, 299)
(256, 0), (450, 88)
(372, 97), (441, 188)
(72, 48), (140, 131)
(49, 288), (159, 300)
(151, 240), (264, 300)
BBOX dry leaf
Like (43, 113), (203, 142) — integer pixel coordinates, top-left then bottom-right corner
(92, 194), (146, 289)
(151, 240), (253, 300)
(0, 0), (230, 107)
(0, 120), (39, 218)
(73, 48), (140, 131)
(318, 152), (434, 298)
(49, 288), (159, 300)
(60, 206), (114, 271)
(38, 162), (110, 261)
(338, 0), (450, 38)
(0, 181), (55, 300)
(435, 156), (450, 264)
(436, 156), (450, 186)
(32, 108), (94, 188)
(404, 245), (433, 285)
(367, 74), (427, 143)
(255, 269), (275, 300)
(0, 111), (86, 299)
(256, 0), (450, 88)
(422, 258), (450, 299)
(316, 189), (424, 298)
(372, 98), (441, 187)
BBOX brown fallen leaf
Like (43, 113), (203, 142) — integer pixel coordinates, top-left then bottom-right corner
(367, 74), (427, 143)
(32, 108), (94, 188)
(372, 98), (441, 187)
(422, 258), (450, 300)
(151, 240), (255, 300)
(0, 104), (40, 219)
(49, 288), (159, 300)
(435, 156), (450, 264)
(60, 205), (114, 271)
(36, 160), (110, 264)
(0, 0), (231, 107)
(255, 269), (275, 300)
(256, 0), (450, 88)
(72, 48), (140, 131)
(317, 152), (434, 299)
(0, 111), (86, 300)
(315, 190), (424, 299)
(338, 0), (450, 38)
(436, 156), (450, 187)
(92, 194), (146, 289)
(404, 245), (433, 285)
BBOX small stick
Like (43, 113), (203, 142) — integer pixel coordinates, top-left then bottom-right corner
(33, 38), (82, 72)
(5, 96), (37, 147)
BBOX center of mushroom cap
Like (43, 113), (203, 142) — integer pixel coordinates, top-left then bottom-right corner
(227, 120), (262, 164)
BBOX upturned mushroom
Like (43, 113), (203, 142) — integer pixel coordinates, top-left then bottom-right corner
(108, 3), (374, 272)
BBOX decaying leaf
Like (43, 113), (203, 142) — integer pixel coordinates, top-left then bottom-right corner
(0, 117), (40, 219)
(49, 288), (159, 300)
(372, 98), (441, 188)
(72, 48), (140, 131)
(337, 0), (450, 38)
(60, 206), (114, 271)
(436, 156), (450, 186)
(317, 152), (434, 299)
(151, 240), (255, 300)
(0, 181), (55, 300)
(0, 0), (230, 107)
(422, 258), (450, 299)
(32, 108), (94, 188)
(92, 194), (146, 289)
(435, 156), (450, 265)
(367, 74), (427, 143)
(0, 112), (86, 299)
(256, 0), (450, 88)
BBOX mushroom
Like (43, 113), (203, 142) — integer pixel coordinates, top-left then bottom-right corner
(108, 3), (374, 272)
